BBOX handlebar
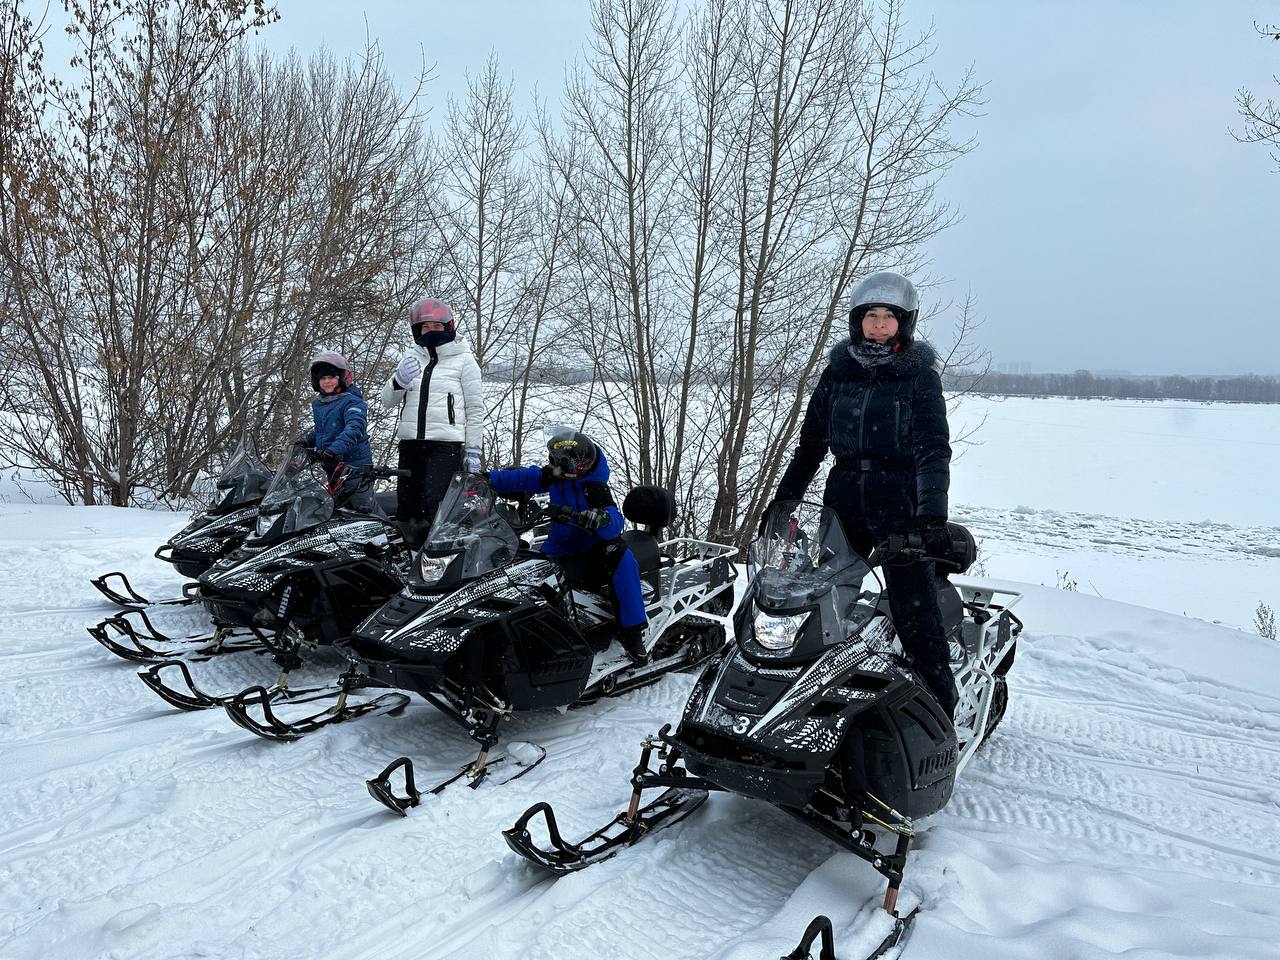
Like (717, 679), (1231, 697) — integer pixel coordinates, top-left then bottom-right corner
(870, 532), (960, 571)
(364, 466), (410, 480)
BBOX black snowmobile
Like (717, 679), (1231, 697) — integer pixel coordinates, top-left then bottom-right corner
(89, 429), (272, 609)
(227, 471), (737, 803)
(128, 448), (416, 729)
(502, 500), (1022, 960)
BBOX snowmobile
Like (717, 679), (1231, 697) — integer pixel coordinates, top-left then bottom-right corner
(127, 448), (417, 728)
(227, 471), (737, 802)
(89, 429), (272, 608)
(502, 499), (1022, 960)
(212, 471), (555, 742)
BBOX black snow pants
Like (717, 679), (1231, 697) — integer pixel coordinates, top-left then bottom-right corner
(396, 439), (462, 523)
(843, 521), (957, 720)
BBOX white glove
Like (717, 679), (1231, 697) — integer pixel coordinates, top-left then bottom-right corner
(463, 448), (482, 473)
(395, 355), (422, 387)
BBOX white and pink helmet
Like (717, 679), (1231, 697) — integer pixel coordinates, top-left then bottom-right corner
(408, 298), (456, 348)
(309, 351), (354, 392)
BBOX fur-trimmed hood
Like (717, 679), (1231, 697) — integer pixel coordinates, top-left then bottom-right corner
(828, 337), (939, 379)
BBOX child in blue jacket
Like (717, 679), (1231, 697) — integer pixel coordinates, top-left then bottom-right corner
(304, 351), (374, 511)
(487, 430), (649, 663)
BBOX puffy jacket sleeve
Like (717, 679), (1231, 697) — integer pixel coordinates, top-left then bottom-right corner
(328, 397), (370, 460)
(379, 371), (405, 408)
(460, 352), (485, 448)
(488, 465), (548, 496)
(775, 367), (832, 502)
(910, 367), (951, 519)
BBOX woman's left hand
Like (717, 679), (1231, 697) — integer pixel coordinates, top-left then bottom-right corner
(915, 516), (951, 555)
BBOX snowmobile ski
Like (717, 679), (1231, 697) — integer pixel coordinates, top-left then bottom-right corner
(782, 915), (838, 960)
(87, 611), (259, 663)
(366, 744), (548, 815)
(90, 571), (197, 609)
(223, 678), (411, 742)
(867, 908), (917, 960)
(136, 657), (267, 711)
(502, 785), (709, 874)
(781, 908), (917, 960)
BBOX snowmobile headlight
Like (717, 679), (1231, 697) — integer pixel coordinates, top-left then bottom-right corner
(419, 552), (457, 585)
(255, 510), (281, 538)
(752, 610), (810, 652)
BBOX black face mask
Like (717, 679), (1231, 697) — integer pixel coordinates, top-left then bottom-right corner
(413, 325), (456, 351)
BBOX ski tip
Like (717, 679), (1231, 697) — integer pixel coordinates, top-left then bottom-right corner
(366, 779), (412, 816)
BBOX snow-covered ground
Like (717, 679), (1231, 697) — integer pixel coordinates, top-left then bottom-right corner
(3, 396), (1279, 959)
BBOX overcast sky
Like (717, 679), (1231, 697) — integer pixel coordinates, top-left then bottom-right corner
(254, 0), (1280, 376)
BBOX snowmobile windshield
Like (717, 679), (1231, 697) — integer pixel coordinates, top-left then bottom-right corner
(422, 473), (519, 579)
(749, 500), (869, 608)
(253, 449), (334, 540)
(210, 433), (271, 515)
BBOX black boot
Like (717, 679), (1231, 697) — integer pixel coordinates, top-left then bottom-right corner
(618, 624), (650, 665)
(923, 669), (957, 722)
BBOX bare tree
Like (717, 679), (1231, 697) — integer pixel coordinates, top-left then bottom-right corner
(706, 0), (982, 546)
(665, 0), (746, 520)
(0, 0), (278, 505)
(552, 0), (682, 489)
(1236, 22), (1280, 167)
(4, 0), (988, 536)
(429, 54), (533, 372)
(0, 1), (440, 505)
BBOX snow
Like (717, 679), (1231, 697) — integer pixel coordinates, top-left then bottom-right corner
(949, 395), (1280, 527)
(3, 396), (1280, 959)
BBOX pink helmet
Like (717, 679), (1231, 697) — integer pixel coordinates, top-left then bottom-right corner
(409, 298), (454, 330)
(409, 298), (457, 349)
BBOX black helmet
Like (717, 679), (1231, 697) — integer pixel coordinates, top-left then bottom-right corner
(545, 426), (599, 479)
(848, 271), (919, 343)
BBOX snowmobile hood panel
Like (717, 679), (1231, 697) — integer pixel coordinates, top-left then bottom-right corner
(352, 556), (564, 663)
(677, 616), (924, 807)
(200, 517), (390, 593)
(170, 504), (258, 553)
(693, 615), (902, 738)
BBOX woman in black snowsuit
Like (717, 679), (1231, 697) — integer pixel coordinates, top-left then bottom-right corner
(769, 271), (957, 719)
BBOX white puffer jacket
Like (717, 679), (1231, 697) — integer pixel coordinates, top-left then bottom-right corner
(378, 337), (484, 446)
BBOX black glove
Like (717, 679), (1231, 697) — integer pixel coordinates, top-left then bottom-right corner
(314, 449), (342, 471)
(540, 464), (560, 487)
(544, 503), (573, 522)
(570, 508), (610, 531)
(916, 516), (951, 556)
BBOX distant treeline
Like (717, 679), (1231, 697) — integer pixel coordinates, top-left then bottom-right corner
(944, 370), (1280, 403)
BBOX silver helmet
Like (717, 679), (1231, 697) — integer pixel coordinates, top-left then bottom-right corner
(848, 271), (919, 342)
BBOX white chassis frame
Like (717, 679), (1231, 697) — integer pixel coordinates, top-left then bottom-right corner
(947, 576), (1023, 775)
(584, 537), (740, 686)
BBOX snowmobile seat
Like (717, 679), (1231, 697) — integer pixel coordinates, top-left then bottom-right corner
(623, 485), (674, 534)
(621, 529), (663, 597)
(622, 485), (674, 596)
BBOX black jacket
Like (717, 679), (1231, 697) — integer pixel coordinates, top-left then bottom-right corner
(775, 338), (951, 531)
